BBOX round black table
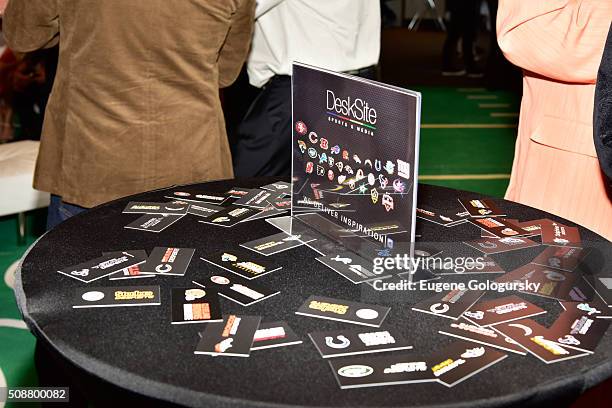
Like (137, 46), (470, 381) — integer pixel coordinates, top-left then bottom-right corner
(15, 178), (612, 407)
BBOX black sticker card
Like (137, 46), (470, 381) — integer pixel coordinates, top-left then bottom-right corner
(296, 295), (390, 327)
(139, 247), (195, 276)
(251, 321), (303, 351)
(193, 272), (280, 306)
(124, 214), (184, 233)
(309, 328), (412, 358)
(411, 289), (485, 320)
(171, 287), (222, 325)
(194, 315), (261, 357)
(201, 249), (282, 280)
(73, 285), (161, 308)
(58, 251), (147, 283)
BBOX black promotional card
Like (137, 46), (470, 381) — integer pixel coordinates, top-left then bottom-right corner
(240, 205), (287, 223)
(251, 321), (302, 351)
(194, 315), (261, 357)
(416, 204), (470, 227)
(260, 181), (292, 193)
(462, 295), (547, 327)
(291, 63), (421, 263)
(170, 287), (222, 325)
(496, 264), (580, 301)
(201, 249), (282, 280)
(439, 318), (526, 355)
(411, 289), (485, 320)
(73, 286), (161, 308)
(124, 214), (184, 233)
(494, 319), (590, 363)
(165, 190), (229, 205)
(227, 187), (254, 198)
(531, 246), (589, 272)
(187, 202), (224, 218)
(199, 206), (258, 228)
(241, 232), (315, 256)
(560, 300), (612, 319)
(329, 353), (434, 389)
(122, 201), (189, 215)
(101, 250), (153, 281)
(140, 247), (195, 276)
(464, 236), (539, 255)
(269, 195), (293, 211)
(234, 189), (277, 210)
(458, 199), (505, 218)
(540, 220), (582, 248)
(193, 272), (280, 306)
(316, 252), (390, 284)
(427, 341), (508, 387)
(309, 328), (412, 358)
(470, 218), (529, 238)
(547, 309), (610, 353)
(295, 295), (390, 327)
(58, 251), (147, 283)
(431, 256), (504, 275)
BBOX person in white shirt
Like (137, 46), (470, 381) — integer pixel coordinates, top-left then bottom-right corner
(233, 0), (381, 177)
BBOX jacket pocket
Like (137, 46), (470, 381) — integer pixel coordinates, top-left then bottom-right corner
(531, 115), (597, 158)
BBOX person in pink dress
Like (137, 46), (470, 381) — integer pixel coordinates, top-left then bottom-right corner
(497, 0), (612, 240)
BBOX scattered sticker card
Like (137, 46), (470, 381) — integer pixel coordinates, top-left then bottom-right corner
(73, 285), (161, 308)
(296, 295), (390, 327)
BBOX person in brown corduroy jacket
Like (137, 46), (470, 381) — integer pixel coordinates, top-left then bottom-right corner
(3, 0), (254, 223)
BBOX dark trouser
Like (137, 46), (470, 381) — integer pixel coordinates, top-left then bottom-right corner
(233, 67), (376, 178)
(46, 194), (87, 231)
(442, 0), (481, 70)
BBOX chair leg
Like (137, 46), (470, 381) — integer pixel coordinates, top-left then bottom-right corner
(17, 212), (26, 246)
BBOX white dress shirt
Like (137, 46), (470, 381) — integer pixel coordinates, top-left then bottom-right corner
(247, 0), (381, 88)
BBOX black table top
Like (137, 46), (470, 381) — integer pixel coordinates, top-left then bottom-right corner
(15, 178), (612, 408)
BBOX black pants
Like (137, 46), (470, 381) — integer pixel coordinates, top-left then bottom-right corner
(442, 0), (481, 70)
(233, 67), (376, 178)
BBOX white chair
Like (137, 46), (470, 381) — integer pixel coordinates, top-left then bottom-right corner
(0, 140), (50, 244)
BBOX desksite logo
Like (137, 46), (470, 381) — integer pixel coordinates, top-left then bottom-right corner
(326, 90), (377, 136)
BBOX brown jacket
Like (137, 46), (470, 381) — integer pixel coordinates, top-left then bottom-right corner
(4, 0), (254, 207)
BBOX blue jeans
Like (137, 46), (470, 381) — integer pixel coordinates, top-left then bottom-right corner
(46, 195), (87, 231)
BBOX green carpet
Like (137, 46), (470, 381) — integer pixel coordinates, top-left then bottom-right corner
(0, 86), (518, 405)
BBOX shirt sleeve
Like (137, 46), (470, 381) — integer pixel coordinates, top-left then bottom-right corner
(497, 0), (612, 84)
(3, 0), (59, 53)
(218, 0), (256, 88)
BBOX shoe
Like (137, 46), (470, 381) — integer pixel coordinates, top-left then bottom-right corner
(442, 68), (466, 77)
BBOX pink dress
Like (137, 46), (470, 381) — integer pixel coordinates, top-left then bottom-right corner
(497, 0), (612, 241)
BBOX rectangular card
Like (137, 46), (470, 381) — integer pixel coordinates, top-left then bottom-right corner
(427, 341), (508, 387)
(194, 315), (261, 357)
(316, 252), (390, 284)
(139, 247), (195, 276)
(240, 205), (287, 223)
(295, 295), (390, 327)
(58, 251), (147, 283)
(165, 190), (229, 205)
(431, 256), (504, 275)
(122, 201), (189, 215)
(531, 246), (589, 272)
(201, 249), (282, 280)
(193, 272), (280, 306)
(540, 220), (581, 248)
(241, 231), (315, 256)
(329, 353), (435, 389)
(496, 264), (580, 301)
(494, 319), (590, 364)
(269, 195), (293, 211)
(101, 250), (153, 281)
(233, 189), (277, 210)
(416, 205), (469, 227)
(187, 202), (224, 218)
(463, 237), (539, 255)
(458, 198), (505, 218)
(470, 218), (529, 238)
(462, 295), (546, 326)
(198, 206), (258, 227)
(171, 287), (222, 325)
(72, 285), (161, 308)
(547, 309), (610, 353)
(124, 214), (184, 233)
(559, 300), (612, 319)
(260, 181), (292, 193)
(438, 318), (526, 355)
(515, 218), (552, 236)
(309, 328), (412, 358)
(480, 219), (519, 238)
(251, 321), (302, 351)
(411, 289), (485, 320)
(226, 187), (254, 198)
